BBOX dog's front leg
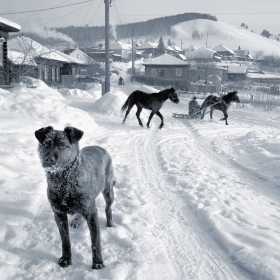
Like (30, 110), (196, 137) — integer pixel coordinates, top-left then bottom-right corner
(54, 212), (72, 267)
(87, 207), (105, 269)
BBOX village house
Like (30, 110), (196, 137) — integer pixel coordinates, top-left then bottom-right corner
(234, 49), (254, 61)
(185, 47), (221, 62)
(109, 41), (132, 62)
(142, 53), (190, 79)
(212, 44), (236, 60)
(136, 42), (158, 57)
(0, 16), (21, 86)
(227, 65), (247, 80)
(8, 36), (85, 86)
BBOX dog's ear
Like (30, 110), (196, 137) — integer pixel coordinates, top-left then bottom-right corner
(64, 127), (84, 144)
(35, 126), (53, 144)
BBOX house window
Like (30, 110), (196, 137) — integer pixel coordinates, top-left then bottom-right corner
(56, 67), (60, 81)
(72, 67), (76, 76)
(159, 68), (165, 77)
(176, 68), (182, 76)
(38, 66), (42, 80)
(51, 66), (55, 81)
(152, 69), (156, 76)
(44, 66), (48, 80)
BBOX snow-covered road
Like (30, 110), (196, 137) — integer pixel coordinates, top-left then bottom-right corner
(1, 78), (280, 279)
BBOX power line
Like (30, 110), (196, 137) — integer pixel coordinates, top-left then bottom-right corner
(28, 2), (93, 31)
(80, 0), (96, 25)
(0, 0), (94, 16)
(88, 0), (103, 25)
(15, 0), (72, 22)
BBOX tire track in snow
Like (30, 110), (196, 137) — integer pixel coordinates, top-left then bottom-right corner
(129, 126), (243, 279)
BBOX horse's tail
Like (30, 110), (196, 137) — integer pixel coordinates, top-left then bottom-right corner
(121, 92), (134, 112)
(200, 98), (209, 110)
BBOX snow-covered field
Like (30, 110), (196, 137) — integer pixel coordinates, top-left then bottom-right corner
(1, 71), (280, 280)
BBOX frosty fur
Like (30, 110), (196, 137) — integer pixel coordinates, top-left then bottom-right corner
(35, 126), (115, 269)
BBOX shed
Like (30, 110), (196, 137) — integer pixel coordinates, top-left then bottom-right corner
(227, 65), (247, 80)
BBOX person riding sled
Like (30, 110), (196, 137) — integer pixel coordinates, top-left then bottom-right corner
(188, 96), (201, 118)
(118, 76), (124, 85)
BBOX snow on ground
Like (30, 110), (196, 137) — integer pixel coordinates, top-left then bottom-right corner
(170, 19), (280, 56)
(1, 70), (280, 279)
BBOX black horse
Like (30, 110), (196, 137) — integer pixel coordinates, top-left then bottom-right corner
(200, 91), (240, 125)
(121, 87), (179, 129)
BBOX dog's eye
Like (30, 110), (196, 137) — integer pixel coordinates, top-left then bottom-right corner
(58, 141), (66, 149)
(43, 139), (52, 147)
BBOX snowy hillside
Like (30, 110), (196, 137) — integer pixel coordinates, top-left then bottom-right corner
(170, 19), (280, 56)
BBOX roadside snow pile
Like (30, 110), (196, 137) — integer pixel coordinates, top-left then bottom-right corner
(58, 83), (101, 99)
(93, 89), (149, 121)
(0, 82), (99, 134)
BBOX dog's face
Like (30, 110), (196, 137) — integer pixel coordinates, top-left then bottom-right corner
(35, 126), (84, 172)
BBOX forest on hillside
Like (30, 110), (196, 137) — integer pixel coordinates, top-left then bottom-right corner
(55, 12), (217, 46)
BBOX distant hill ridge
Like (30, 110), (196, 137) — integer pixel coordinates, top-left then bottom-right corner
(55, 12), (217, 44)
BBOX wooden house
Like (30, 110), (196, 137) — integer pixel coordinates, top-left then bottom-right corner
(8, 36), (85, 86)
(136, 42), (158, 57)
(0, 16), (21, 85)
(212, 44), (235, 59)
(109, 41), (132, 61)
(142, 53), (190, 80)
(234, 49), (254, 61)
(227, 65), (247, 80)
(185, 47), (221, 62)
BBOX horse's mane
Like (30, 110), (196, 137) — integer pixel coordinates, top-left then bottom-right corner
(158, 87), (175, 94)
(226, 91), (238, 97)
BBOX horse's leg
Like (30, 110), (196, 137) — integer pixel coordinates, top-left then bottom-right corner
(224, 110), (229, 125)
(210, 107), (214, 119)
(122, 104), (133, 124)
(147, 112), (154, 128)
(135, 106), (143, 127)
(156, 111), (164, 129)
(201, 108), (206, 119)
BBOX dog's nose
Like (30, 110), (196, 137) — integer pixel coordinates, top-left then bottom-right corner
(45, 154), (56, 165)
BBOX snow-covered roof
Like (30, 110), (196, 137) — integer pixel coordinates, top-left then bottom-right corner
(8, 50), (37, 66)
(0, 16), (21, 32)
(136, 42), (158, 50)
(8, 36), (84, 64)
(142, 53), (189, 66)
(212, 44), (235, 55)
(227, 65), (247, 74)
(185, 45), (198, 51)
(54, 50), (85, 64)
(68, 48), (95, 64)
(177, 54), (187, 61)
(247, 73), (280, 79)
(110, 41), (132, 50)
(166, 45), (182, 52)
(185, 47), (217, 59)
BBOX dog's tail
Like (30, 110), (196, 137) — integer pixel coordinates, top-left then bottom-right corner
(121, 92), (134, 112)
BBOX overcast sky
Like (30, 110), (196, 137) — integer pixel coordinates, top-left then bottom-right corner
(2, 0), (280, 35)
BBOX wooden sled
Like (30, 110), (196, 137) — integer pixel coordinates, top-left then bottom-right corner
(172, 113), (199, 119)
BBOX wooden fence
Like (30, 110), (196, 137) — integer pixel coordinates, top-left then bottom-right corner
(134, 74), (190, 91)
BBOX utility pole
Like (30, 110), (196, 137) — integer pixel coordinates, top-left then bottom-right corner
(181, 39), (183, 52)
(104, 0), (111, 93)
(132, 37), (135, 76)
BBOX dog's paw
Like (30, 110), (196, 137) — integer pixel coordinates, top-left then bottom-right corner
(106, 221), (115, 227)
(70, 215), (82, 229)
(92, 262), (105, 269)
(58, 257), (72, 268)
